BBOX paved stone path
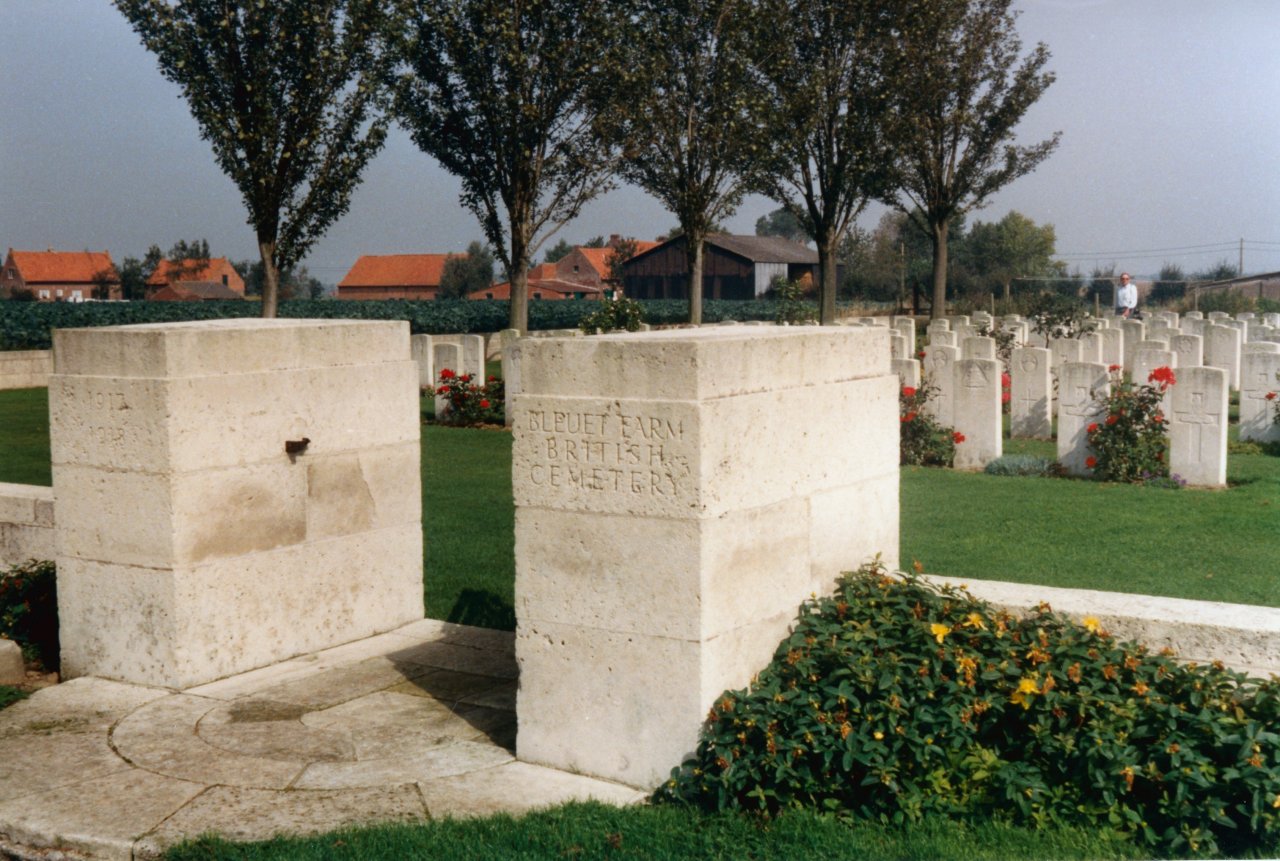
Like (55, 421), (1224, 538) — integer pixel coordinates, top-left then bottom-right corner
(0, 619), (645, 860)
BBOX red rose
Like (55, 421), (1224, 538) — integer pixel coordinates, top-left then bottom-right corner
(1108, 364), (1121, 372)
(435, 386), (448, 395)
(461, 373), (473, 382)
(902, 386), (917, 398)
(952, 431), (966, 444)
(1001, 392), (1011, 403)
(479, 399), (491, 409)
(1156, 451), (1164, 462)
(440, 368), (456, 380)
(1106, 414), (1118, 425)
(1152, 413), (1163, 424)
(902, 412), (917, 423)
(1267, 392), (1278, 401)
(917, 350), (926, 359)
(1148, 366), (1176, 388)
(1085, 456), (1097, 468)
(1001, 372), (1011, 387)
(1087, 422), (1099, 433)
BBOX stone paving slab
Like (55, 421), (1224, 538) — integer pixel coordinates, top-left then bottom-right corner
(0, 620), (642, 860)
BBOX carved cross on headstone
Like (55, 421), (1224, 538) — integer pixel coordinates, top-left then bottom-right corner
(1174, 390), (1220, 463)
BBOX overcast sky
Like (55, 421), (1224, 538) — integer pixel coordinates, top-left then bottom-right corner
(2, 0), (1278, 284)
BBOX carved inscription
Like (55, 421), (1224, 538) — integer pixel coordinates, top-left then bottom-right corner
(59, 384), (133, 445)
(524, 407), (691, 498)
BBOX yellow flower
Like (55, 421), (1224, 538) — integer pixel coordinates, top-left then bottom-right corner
(873, 731), (884, 740)
(1009, 677), (1041, 710)
(963, 612), (986, 630)
(1273, 794), (1280, 809)
(930, 623), (951, 644)
(912, 559), (924, 573)
(1083, 616), (1103, 634)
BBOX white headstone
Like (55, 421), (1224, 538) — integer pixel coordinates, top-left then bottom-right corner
(890, 330), (908, 360)
(1098, 327), (1124, 369)
(1170, 334), (1204, 368)
(921, 345), (959, 427)
(1184, 310), (1203, 320)
(411, 334), (435, 389)
(433, 342), (462, 416)
(1057, 362), (1109, 476)
(1049, 337), (1083, 371)
(1239, 351), (1280, 443)
(1204, 324), (1242, 390)
(930, 330), (958, 348)
(962, 336), (997, 360)
(893, 317), (916, 350)
(1169, 366), (1228, 487)
(953, 358), (1002, 470)
(1120, 320), (1145, 371)
(891, 358), (921, 390)
(1079, 331), (1103, 364)
(1010, 347), (1052, 439)
(1181, 317), (1207, 337)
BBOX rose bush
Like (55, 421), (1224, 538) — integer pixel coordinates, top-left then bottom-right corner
(1085, 365), (1173, 483)
(434, 368), (504, 427)
(899, 384), (959, 467)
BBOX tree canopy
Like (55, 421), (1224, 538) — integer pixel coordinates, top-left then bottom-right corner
(882, 0), (1060, 318)
(114, 0), (395, 317)
(754, 208), (809, 245)
(439, 241), (496, 299)
(393, 0), (617, 334)
(604, 0), (762, 324)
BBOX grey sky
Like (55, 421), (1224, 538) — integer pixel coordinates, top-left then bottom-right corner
(2, 0), (1278, 284)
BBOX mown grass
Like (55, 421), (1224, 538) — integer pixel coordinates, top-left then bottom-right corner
(0, 685), (29, 711)
(166, 800), (1173, 861)
(0, 388), (51, 486)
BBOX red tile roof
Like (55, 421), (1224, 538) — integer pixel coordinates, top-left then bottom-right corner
(472, 275), (605, 301)
(146, 257), (241, 288)
(338, 254), (462, 288)
(9, 249), (116, 284)
(574, 242), (658, 277)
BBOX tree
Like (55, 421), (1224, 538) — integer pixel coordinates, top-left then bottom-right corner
(747, 0), (899, 324)
(439, 242), (496, 299)
(394, 0), (617, 334)
(754, 207), (809, 245)
(583, 236), (607, 248)
(1150, 262), (1187, 305)
(543, 239), (575, 265)
(604, 237), (639, 289)
(966, 210), (1057, 301)
(603, 0), (762, 325)
(883, 0), (1060, 319)
(115, 0), (395, 317)
(116, 257), (149, 301)
(1191, 260), (1239, 284)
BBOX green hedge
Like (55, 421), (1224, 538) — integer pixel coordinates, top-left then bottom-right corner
(0, 298), (823, 350)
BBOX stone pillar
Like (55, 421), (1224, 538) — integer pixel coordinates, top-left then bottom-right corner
(1010, 347), (1052, 439)
(50, 320), (424, 688)
(1169, 367), (1228, 487)
(511, 327), (898, 788)
(953, 358), (1001, 469)
(1057, 362), (1109, 476)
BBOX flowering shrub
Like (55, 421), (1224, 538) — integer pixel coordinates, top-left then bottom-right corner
(899, 384), (958, 467)
(0, 560), (57, 670)
(434, 368), (504, 427)
(579, 297), (644, 334)
(1085, 365), (1173, 482)
(656, 560), (1280, 858)
(1270, 391), (1280, 426)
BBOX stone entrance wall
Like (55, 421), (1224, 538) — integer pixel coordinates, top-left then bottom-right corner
(50, 319), (425, 689)
(511, 326), (898, 787)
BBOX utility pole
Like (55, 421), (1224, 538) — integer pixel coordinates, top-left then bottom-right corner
(898, 241), (906, 314)
(1239, 238), (1244, 276)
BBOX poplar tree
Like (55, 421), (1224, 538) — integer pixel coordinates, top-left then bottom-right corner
(114, 0), (394, 317)
(604, 0), (761, 324)
(394, 0), (617, 334)
(883, 0), (1059, 319)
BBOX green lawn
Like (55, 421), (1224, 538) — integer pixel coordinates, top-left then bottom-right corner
(166, 801), (1172, 861)
(0, 388), (52, 486)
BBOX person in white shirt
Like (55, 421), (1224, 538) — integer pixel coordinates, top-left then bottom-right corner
(1116, 272), (1138, 318)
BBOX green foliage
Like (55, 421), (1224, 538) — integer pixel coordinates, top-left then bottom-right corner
(767, 278), (818, 326)
(579, 298), (644, 334)
(657, 561), (1280, 858)
(113, 0), (395, 315)
(899, 383), (958, 467)
(542, 239), (574, 265)
(433, 369), (504, 427)
(982, 455), (1058, 477)
(1194, 290), (1257, 316)
(884, 1), (1059, 318)
(1025, 292), (1093, 340)
(1085, 366), (1173, 483)
(0, 686), (29, 712)
(966, 211), (1058, 300)
(975, 325), (1015, 373)
(755, 208), (810, 245)
(0, 560), (58, 671)
(394, 0), (617, 333)
(439, 242), (496, 300)
(1149, 263), (1187, 305)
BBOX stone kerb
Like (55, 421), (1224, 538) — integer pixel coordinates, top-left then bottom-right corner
(1169, 366), (1228, 487)
(953, 358), (1001, 469)
(511, 327), (898, 788)
(0, 349), (53, 390)
(1057, 362), (1108, 476)
(0, 482), (55, 568)
(50, 319), (425, 689)
(1239, 351), (1280, 443)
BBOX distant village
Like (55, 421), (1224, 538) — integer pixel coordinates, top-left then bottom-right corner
(0, 232), (836, 305)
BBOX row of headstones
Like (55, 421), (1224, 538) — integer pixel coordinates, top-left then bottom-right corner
(916, 311), (1280, 446)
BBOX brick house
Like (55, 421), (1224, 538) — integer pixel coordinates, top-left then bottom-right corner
(146, 258), (246, 299)
(1193, 271), (1280, 304)
(621, 234), (818, 301)
(553, 237), (660, 292)
(470, 263), (604, 301)
(337, 254), (465, 300)
(1, 248), (121, 301)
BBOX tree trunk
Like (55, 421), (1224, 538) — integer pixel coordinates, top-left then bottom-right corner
(259, 240), (279, 319)
(817, 230), (838, 325)
(508, 221), (531, 335)
(930, 220), (949, 320)
(687, 231), (705, 326)
(1002, 278), (1011, 303)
